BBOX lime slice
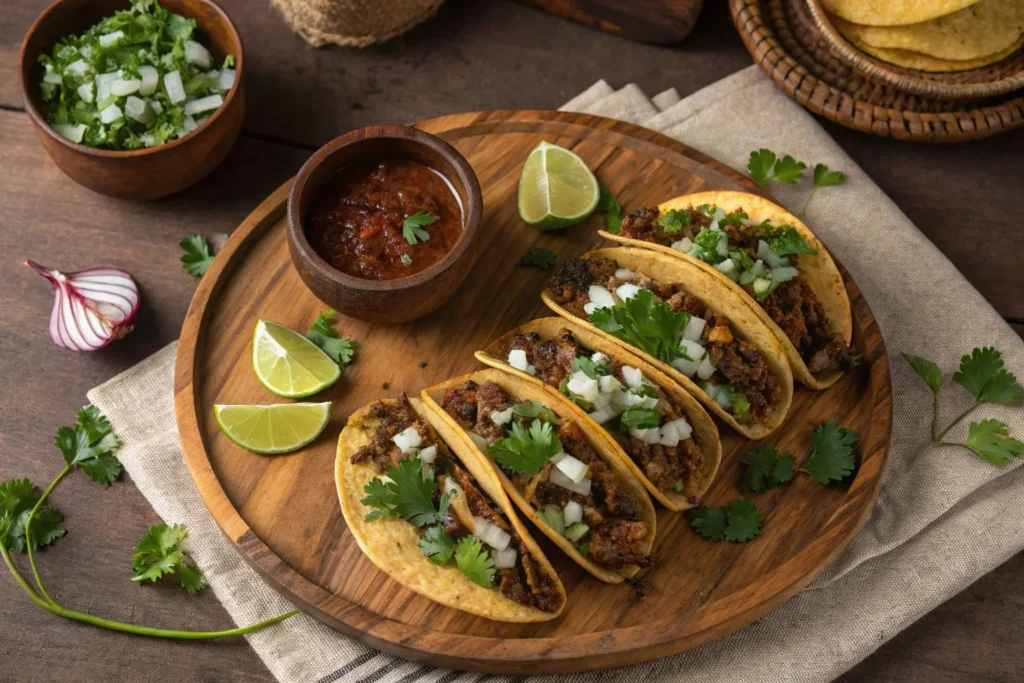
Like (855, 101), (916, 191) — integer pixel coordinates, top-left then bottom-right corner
(252, 320), (340, 398)
(517, 140), (600, 231)
(214, 402), (332, 454)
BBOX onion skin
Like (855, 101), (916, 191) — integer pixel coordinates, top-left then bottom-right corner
(26, 260), (140, 352)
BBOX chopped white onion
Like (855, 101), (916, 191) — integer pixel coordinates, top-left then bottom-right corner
(702, 382), (720, 400)
(109, 78), (140, 96)
(591, 351), (608, 364)
(468, 431), (490, 451)
(638, 395), (659, 410)
(666, 417), (692, 441)
(630, 427), (661, 445)
(588, 407), (615, 425)
(549, 468), (592, 495)
(489, 407), (514, 426)
(588, 285), (615, 309)
(443, 476), (463, 497)
(417, 445), (437, 464)
(681, 339), (705, 361)
(615, 283), (642, 302)
(473, 516), (511, 551)
(658, 422), (680, 447)
(64, 59), (90, 77)
(620, 392), (647, 408)
(99, 104), (123, 123)
(392, 426), (422, 454)
(598, 375), (621, 394)
(716, 389), (735, 410)
(592, 391), (613, 409)
(671, 357), (699, 378)
(53, 123), (86, 143)
(492, 547), (517, 569)
(696, 355), (716, 380)
(716, 232), (730, 257)
(98, 30), (124, 47)
(563, 500), (583, 526)
(183, 39), (212, 68)
(217, 68), (236, 91)
(671, 238), (693, 253)
(567, 373), (599, 403)
(507, 349), (530, 373)
(772, 266), (799, 282)
(76, 82), (94, 103)
(138, 65), (159, 95)
(184, 94), (223, 116)
(683, 316), (706, 342)
(621, 366), (643, 390)
(757, 240), (783, 268)
(149, 100), (163, 115)
(124, 96), (152, 123)
(164, 70), (186, 104)
(95, 70), (120, 102)
(555, 455), (589, 484)
(549, 452), (568, 465)
(614, 268), (634, 280)
(43, 70), (62, 85)
(714, 258), (736, 275)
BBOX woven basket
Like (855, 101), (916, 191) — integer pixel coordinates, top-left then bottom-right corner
(729, 0), (1024, 141)
(271, 0), (445, 48)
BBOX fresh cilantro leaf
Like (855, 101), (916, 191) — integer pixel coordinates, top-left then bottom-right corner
(691, 228), (724, 263)
(953, 347), (1023, 406)
(718, 211), (749, 227)
(903, 353), (943, 395)
(0, 479), (66, 552)
(520, 248), (557, 270)
(588, 288), (690, 366)
(511, 401), (559, 424)
(694, 204), (713, 216)
(619, 407), (661, 429)
(801, 420), (858, 483)
(180, 235), (214, 277)
(733, 394), (752, 424)
(730, 249), (755, 272)
(79, 453), (124, 486)
(672, 479), (684, 493)
(659, 209), (691, 235)
(490, 419), (562, 478)
(454, 536), (495, 587)
(747, 148), (776, 187)
(306, 310), (357, 372)
(813, 163), (846, 187)
(131, 522), (206, 593)
(54, 426), (95, 466)
(767, 227), (817, 257)
(965, 419), (1024, 466)
(738, 444), (794, 493)
(361, 458), (447, 527)
(690, 505), (727, 541)
(222, 54), (236, 69)
(76, 405), (112, 442)
(597, 186), (623, 234)
(772, 155), (807, 184)
(723, 497), (763, 542)
(54, 408), (123, 485)
(401, 253), (413, 266)
(570, 355), (608, 379)
(401, 211), (437, 245)
(419, 525), (456, 565)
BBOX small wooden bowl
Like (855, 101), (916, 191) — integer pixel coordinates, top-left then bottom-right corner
(18, 0), (245, 199)
(287, 125), (483, 325)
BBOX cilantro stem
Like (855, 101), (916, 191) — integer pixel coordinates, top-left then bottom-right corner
(933, 402), (981, 445)
(799, 187), (818, 220)
(25, 464), (73, 606)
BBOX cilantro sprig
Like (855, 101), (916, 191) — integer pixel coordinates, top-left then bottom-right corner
(738, 444), (794, 493)
(131, 523), (207, 594)
(361, 458), (448, 526)
(511, 400), (559, 424)
(402, 211), (438, 245)
(588, 288), (690, 366)
(180, 234), (214, 277)
(597, 186), (623, 234)
(690, 497), (763, 542)
(659, 209), (691, 235)
(905, 347), (1024, 465)
(800, 420), (858, 484)
(490, 419), (563, 478)
(455, 536), (496, 587)
(418, 525), (456, 565)
(747, 149), (846, 219)
(307, 310), (357, 372)
(520, 248), (557, 270)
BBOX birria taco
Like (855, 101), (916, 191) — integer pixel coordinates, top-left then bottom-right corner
(475, 317), (721, 511)
(601, 191), (855, 389)
(542, 247), (794, 439)
(421, 369), (657, 584)
(336, 394), (566, 621)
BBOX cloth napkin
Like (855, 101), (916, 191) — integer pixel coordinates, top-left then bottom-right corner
(89, 66), (1024, 683)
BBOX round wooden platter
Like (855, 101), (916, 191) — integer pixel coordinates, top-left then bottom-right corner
(174, 110), (892, 673)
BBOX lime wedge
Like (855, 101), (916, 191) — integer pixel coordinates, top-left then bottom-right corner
(517, 140), (600, 231)
(214, 402), (332, 454)
(252, 320), (341, 398)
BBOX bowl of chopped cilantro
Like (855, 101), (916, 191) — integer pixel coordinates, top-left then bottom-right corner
(18, 0), (244, 199)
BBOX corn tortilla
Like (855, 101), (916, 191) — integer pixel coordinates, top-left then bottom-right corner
(851, 33), (1024, 71)
(822, 0), (982, 27)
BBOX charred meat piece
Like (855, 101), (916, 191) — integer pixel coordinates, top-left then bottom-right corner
(588, 521), (654, 569)
(474, 381), (515, 442)
(511, 328), (579, 387)
(761, 279), (854, 373)
(440, 381), (479, 431)
(351, 394), (432, 472)
(707, 338), (777, 421)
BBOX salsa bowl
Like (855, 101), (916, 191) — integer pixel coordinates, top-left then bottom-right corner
(287, 124), (483, 324)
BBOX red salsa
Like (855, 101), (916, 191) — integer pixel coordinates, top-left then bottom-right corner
(305, 158), (463, 280)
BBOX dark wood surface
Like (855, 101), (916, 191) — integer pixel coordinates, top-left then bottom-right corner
(0, 1), (1020, 681)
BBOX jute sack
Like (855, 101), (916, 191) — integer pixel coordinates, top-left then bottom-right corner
(271, 0), (446, 47)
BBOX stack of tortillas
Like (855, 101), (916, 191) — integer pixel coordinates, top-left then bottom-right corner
(823, 0), (1024, 72)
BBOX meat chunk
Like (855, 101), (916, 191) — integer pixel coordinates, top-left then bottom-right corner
(761, 279), (855, 373)
(707, 338), (777, 421)
(440, 381), (479, 431)
(350, 395), (429, 472)
(589, 520), (654, 569)
(474, 381), (514, 442)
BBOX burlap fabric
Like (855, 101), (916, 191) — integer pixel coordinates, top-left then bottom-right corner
(271, 0), (445, 47)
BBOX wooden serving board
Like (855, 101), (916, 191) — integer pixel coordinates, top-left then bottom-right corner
(174, 110), (891, 673)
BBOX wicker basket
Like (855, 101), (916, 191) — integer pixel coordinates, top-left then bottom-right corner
(271, 0), (445, 48)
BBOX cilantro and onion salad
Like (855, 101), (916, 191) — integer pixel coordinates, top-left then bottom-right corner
(37, 0), (235, 149)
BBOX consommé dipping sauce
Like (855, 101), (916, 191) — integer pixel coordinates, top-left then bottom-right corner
(305, 158), (464, 280)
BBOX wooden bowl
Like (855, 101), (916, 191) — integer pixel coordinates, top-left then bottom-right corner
(287, 125), (483, 324)
(18, 0), (245, 199)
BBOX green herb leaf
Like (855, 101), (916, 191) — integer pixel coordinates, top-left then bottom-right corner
(490, 419), (562, 478)
(180, 235), (214, 277)
(690, 497), (763, 542)
(53, 407), (123, 486)
(511, 401), (559, 424)
(738, 444), (794, 493)
(800, 420), (858, 483)
(402, 211), (438, 245)
(588, 288), (690, 366)
(306, 310), (357, 372)
(597, 186), (623, 234)
(54, 426), (95, 466)
(520, 247), (557, 270)
(964, 419), (1024, 466)
(619, 406), (661, 429)
(570, 355), (608, 379)
(767, 227), (817, 257)
(361, 458), (447, 527)
(419, 525), (456, 565)
(903, 353), (943, 395)
(813, 163), (846, 187)
(953, 347), (1023, 406)
(772, 155), (807, 184)
(454, 536), (495, 587)
(747, 149), (777, 187)
(659, 209), (691, 235)
(0, 479), (66, 552)
(131, 522), (207, 593)
(718, 211), (749, 227)
(79, 453), (124, 486)
(401, 253), (413, 266)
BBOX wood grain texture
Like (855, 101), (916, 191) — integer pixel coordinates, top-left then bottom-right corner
(174, 110), (891, 672)
(515, 0), (705, 44)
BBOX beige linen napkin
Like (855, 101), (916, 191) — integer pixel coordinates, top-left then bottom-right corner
(89, 66), (1024, 683)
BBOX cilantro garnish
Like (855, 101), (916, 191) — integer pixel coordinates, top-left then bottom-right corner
(180, 235), (214, 277)
(306, 310), (357, 372)
(619, 406), (661, 430)
(767, 227), (817, 257)
(747, 149), (846, 219)
(690, 497), (763, 542)
(131, 522), (207, 594)
(400, 253), (413, 266)
(718, 211), (748, 227)
(597, 185), (623, 234)
(0, 479), (65, 553)
(659, 209), (691, 235)
(905, 347), (1024, 466)
(800, 420), (858, 484)
(402, 211), (437, 245)
(55, 406), (123, 486)
(738, 444), (794, 493)
(588, 288), (690, 366)
(772, 156), (806, 184)
(690, 228), (723, 263)
(361, 458), (448, 526)
(454, 536), (495, 587)
(813, 163), (846, 187)
(520, 247), (557, 270)
(571, 355), (608, 379)
(512, 401), (559, 424)
(418, 525), (456, 565)
(490, 419), (562, 478)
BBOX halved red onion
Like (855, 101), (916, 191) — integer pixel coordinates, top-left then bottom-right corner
(26, 260), (139, 352)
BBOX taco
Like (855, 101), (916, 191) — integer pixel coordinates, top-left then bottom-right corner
(601, 191), (855, 389)
(475, 317), (721, 511)
(421, 369), (657, 584)
(542, 247), (794, 439)
(336, 394), (566, 621)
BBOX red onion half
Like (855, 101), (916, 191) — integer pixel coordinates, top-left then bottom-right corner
(26, 260), (140, 351)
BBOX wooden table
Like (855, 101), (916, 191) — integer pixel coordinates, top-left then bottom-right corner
(1, 1), (1021, 681)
